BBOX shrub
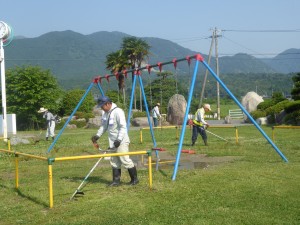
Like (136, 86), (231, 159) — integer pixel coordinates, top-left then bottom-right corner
(257, 99), (274, 110)
(55, 117), (89, 129)
(84, 112), (95, 121)
(284, 110), (300, 125)
(132, 111), (147, 118)
(264, 100), (290, 124)
(74, 111), (85, 119)
(70, 120), (87, 128)
(74, 111), (95, 121)
(250, 110), (267, 119)
(265, 100), (290, 115)
(284, 100), (300, 113)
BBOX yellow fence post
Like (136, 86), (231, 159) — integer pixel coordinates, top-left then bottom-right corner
(140, 128), (143, 144)
(8, 138), (11, 151)
(147, 151), (152, 189)
(48, 158), (54, 209)
(15, 154), (19, 189)
(235, 126), (239, 144)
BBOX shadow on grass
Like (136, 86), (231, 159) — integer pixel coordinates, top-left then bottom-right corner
(158, 169), (169, 177)
(0, 183), (48, 207)
(16, 189), (48, 208)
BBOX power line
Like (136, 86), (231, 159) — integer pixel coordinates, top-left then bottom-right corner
(219, 52), (300, 57)
(222, 35), (261, 55)
(222, 29), (300, 32)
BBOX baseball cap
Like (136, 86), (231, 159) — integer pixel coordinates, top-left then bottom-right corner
(97, 96), (112, 108)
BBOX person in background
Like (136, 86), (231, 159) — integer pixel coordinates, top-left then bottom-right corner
(191, 104), (211, 146)
(91, 96), (139, 186)
(152, 103), (161, 127)
(38, 107), (56, 141)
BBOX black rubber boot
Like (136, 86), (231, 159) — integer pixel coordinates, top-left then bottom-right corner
(108, 168), (121, 187)
(127, 166), (139, 185)
(204, 139), (208, 146)
(191, 141), (195, 146)
(52, 137), (54, 141)
(46, 137), (49, 141)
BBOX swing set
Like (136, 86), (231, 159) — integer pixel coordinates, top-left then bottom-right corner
(46, 53), (288, 181)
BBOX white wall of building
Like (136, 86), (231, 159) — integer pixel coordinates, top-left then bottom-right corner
(0, 114), (17, 135)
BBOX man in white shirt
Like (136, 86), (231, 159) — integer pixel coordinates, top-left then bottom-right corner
(38, 107), (56, 141)
(152, 103), (161, 127)
(91, 96), (138, 186)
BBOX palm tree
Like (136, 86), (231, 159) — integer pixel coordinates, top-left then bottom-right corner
(105, 50), (129, 103)
(122, 37), (151, 110)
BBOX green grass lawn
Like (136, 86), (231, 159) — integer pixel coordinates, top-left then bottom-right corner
(0, 125), (299, 225)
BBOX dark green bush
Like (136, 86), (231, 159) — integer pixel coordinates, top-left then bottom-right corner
(55, 118), (88, 129)
(70, 120), (87, 128)
(283, 110), (300, 125)
(250, 110), (267, 119)
(74, 111), (85, 119)
(264, 100), (290, 124)
(74, 111), (95, 121)
(284, 100), (300, 113)
(265, 100), (290, 115)
(132, 111), (147, 118)
(84, 112), (95, 121)
(257, 99), (274, 110)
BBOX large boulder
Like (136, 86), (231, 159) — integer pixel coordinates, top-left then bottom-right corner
(241, 92), (264, 113)
(167, 94), (187, 125)
(87, 116), (101, 128)
(132, 117), (150, 127)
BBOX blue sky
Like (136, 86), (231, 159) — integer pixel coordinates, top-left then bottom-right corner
(1, 0), (299, 57)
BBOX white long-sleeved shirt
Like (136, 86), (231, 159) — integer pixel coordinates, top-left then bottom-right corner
(152, 106), (161, 118)
(96, 103), (130, 148)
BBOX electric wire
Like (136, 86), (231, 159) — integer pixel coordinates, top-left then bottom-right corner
(222, 29), (300, 32)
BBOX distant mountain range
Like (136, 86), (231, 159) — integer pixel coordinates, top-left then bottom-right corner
(4, 30), (300, 92)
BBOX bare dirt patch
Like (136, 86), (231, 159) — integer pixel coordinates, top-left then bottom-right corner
(134, 151), (242, 170)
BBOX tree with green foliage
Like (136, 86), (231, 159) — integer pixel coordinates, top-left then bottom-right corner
(105, 50), (129, 103)
(121, 37), (151, 69)
(104, 37), (151, 110)
(144, 71), (187, 113)
(271, 92), (286, 103)
(291, 72), (300, 100)
(60, 89), (95, 116)
(121, 37), (151, 110)
(3, 66), (63, 130)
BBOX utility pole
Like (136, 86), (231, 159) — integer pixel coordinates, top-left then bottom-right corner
(214, 28), (221, 120)
(199, 27), (222, 120)
(199, 31), (214, 108)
